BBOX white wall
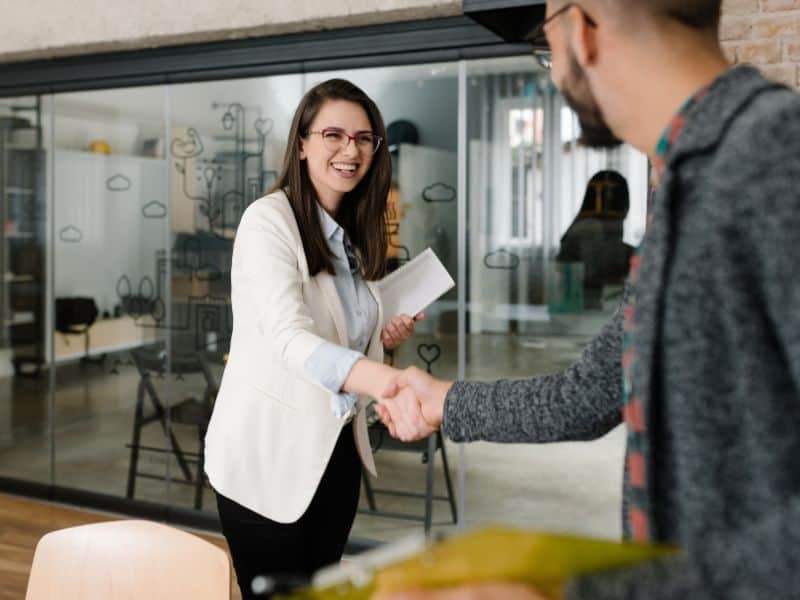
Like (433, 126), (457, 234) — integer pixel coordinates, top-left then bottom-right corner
(306, 64), (459, 152)
(54, 151), (167, 316)
(0, 0), (462, 63)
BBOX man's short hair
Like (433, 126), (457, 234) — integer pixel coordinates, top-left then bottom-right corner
(634, 0), (722, 30)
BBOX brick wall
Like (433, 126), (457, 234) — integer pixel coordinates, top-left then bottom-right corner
(721, 0), (800, 87)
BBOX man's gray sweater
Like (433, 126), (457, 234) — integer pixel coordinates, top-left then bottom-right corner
(442, 66), (800, 599)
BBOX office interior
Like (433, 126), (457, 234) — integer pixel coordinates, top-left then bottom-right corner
(0, 49), (648, 547)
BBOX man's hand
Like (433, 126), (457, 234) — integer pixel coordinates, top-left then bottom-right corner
(376, 366), (452, 441)
(382, 312), (424, 351)
(373, 582), (556, 600)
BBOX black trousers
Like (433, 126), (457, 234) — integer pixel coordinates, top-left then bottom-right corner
(215, 426), (361, 599)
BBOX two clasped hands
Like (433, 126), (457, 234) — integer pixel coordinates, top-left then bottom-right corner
(375, 364), (450, 442)
(376, 311), (449, 443)
(374, 314), (551, 600)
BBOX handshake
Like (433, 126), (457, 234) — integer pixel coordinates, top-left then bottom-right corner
(374, 366), (454, 442)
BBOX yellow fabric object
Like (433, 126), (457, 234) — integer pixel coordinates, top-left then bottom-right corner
(87, 140), (111, 154)
(280, 526), (677, 600)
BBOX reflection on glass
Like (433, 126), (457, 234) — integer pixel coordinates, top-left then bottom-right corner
(0, 55), (648, 549)
(13, 76), (308, 512)
(51, 86), (171, 502)
(0, 95), (48, 482)
(463, 56), (646, 540)
(167, 75), (302, 512)
(555, 170), (634, 311)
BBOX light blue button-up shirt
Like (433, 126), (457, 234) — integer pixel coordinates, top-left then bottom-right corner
(303, 204), (379, 419)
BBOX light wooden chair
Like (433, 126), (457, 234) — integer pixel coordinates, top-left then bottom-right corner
(25, 519), (231, 599)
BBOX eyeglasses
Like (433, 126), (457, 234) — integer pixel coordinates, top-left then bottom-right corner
(306, 127), (383, 155)
(525, 3), (598, 70)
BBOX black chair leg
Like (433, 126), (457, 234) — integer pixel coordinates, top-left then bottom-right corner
(194, 429), (206, 510)
(126, 382), (146, 499)
(138, 373), (194, 483)
(145, 387), (194, 482)
(424, 435), (436, 533)
(438, 431), (458, 524)
(361, 467), (377, 510)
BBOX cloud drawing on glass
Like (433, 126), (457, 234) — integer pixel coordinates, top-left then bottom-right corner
(59, 225), (83, 243)
(422, 182), (456, 203)
(106, 174), (132, 192)
(484, 249), (520, 270)
(142, 201), (167, 219)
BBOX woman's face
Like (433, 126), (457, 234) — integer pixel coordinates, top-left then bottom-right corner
(299, 99), (375, 209)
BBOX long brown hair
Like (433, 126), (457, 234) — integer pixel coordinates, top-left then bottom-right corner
(270, 79), (391, 280)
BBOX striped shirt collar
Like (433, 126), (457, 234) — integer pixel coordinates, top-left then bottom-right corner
(651, 83), (714, 185)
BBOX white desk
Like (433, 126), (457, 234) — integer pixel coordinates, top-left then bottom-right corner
(54, 316), (158, 363)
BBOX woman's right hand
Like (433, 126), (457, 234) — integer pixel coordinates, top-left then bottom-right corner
(342, 358), (403, 401)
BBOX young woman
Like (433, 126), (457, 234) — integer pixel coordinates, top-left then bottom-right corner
(203, 79), (421, 598)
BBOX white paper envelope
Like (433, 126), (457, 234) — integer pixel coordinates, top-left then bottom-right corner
(376, 247), (455, 327)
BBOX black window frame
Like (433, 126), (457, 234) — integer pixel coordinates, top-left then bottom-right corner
(0, 16), (530, 97)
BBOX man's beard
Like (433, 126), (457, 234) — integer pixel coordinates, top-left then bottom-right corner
(561, 50), (623, 149)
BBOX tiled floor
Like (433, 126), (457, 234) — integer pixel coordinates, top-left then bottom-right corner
(0, 331), (625, 546)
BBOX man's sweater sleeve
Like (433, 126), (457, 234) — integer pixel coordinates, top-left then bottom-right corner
(441, 286), (629, 444)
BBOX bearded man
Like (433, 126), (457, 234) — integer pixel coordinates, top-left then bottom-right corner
(377, 1), (800, 598)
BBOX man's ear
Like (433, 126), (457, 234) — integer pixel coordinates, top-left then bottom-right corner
(566, 5), (599, 69)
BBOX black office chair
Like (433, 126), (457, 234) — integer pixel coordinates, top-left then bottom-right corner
(360, 409), (457, 533)
(125, 344), (219, 509)
(54, 296), (103, 365)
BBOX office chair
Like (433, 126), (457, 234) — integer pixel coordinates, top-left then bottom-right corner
(126, 344), (219, 510)
(25, 520), (230, 599)
(360, 412), (457, 533)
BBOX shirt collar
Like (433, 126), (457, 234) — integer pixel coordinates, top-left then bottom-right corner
(669, 65), (782, 164)
(651, 85), (711, 184)
(317, 203), (343, 243)
(651, 66), (781, 185)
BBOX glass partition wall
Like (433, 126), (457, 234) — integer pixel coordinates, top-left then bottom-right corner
(0, 55), (647, 544)
(0, 95), (49, 483)
(461, 57), (647, 540)
(50, 86), (170, 503)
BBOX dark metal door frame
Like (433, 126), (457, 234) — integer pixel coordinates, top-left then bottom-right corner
(0, 16), (530, 97)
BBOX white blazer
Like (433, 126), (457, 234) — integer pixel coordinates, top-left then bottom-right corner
(204, 190), (382, 523)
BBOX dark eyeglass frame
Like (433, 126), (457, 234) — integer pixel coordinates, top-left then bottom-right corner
(306, 127), (383, 155)
(525, 3), (598, 70)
